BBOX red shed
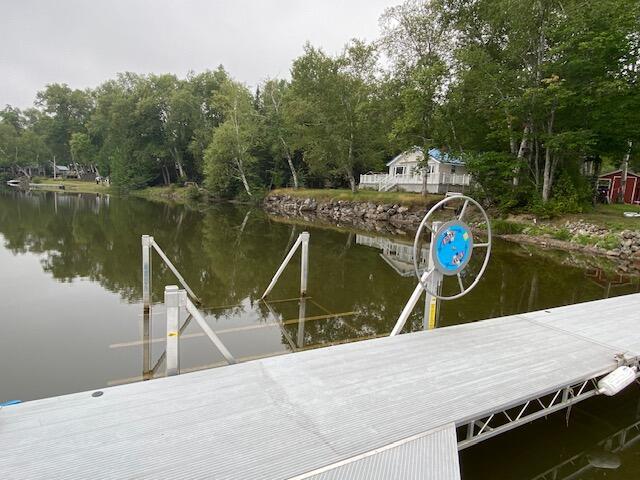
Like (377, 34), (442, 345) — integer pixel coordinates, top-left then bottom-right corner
(598, 170), (640, 204)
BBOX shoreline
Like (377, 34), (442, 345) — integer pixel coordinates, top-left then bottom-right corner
(9, 182), (640, 274)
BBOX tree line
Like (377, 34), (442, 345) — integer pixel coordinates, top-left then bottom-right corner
(1, 0), (638, 211)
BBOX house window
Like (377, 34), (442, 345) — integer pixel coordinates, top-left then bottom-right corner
(451, 166), (457, 174)
(395, 166), (405, 175)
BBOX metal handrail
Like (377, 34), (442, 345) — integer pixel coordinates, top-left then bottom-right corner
(261, 232), (310, 299)
(142, 234), (235, 376)
(142, 235), (200, 308)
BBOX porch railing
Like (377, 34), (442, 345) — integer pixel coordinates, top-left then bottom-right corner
(359, 172), (471, 187)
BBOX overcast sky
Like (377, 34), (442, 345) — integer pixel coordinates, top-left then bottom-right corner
(1, 0), (399, 108)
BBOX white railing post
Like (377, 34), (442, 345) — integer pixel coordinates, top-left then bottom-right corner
(300, 232), (310, 296)
(165, 285), (186, 376)
(142, 235), (153, 312)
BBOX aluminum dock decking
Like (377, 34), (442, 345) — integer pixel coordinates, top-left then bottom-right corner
(1, 294), (639, 479)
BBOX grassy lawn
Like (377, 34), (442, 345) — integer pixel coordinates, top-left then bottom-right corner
(131, 185), (189, 203)
(557, 203), (640, 231)
(36, 177), (111, 194)
(271, 188), (443, 207)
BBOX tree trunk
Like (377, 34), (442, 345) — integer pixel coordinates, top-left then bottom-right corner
(541, 105), (556, 203)
(347, 134), (356, 193)
(506, 113), (517, 156)
(172, 148), (185, 179)
(236, 158), (252, 197)
(617, 140), (632, 203)
(512, 124), (530, 187)
(542, 147), (553, 202)
(347, 172), (357, 193)
(533, 138), (540, 189)
(280, 137), (299, 189)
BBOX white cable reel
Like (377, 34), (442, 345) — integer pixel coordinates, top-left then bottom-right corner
(412, 195), (492, 301)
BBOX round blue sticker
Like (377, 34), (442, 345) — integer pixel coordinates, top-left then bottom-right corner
(432, 221), (474, 276)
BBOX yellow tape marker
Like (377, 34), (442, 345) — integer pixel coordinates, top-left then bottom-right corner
(428, 298), (437, 330)
(168, 331), (178, 337)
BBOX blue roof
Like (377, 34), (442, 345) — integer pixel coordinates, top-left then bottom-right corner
(428, 148), (465, 166)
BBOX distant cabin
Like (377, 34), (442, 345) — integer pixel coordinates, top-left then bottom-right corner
(359, 147), (470, 194)
(598, 170), (640, 204)
(54, 165), (70, 178)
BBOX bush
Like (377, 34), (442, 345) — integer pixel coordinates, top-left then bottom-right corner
(573, 234), (597, 246)
(551, 228), (571, 241)
(491, 219), (526, 235)
(596, 234), (620, 250)
(185, 185), (204, 202)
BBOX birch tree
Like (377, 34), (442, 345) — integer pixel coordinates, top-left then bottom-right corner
(204, 80), (259, 198)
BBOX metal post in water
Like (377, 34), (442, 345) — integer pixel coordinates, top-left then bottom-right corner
(391, 221), (443, 336)
(261, 234), (303, 299)
(142, 235), (153, 377)
(300, 232), (310, 296)
(165, 285), (186, 376)
(423, 221), (442, 330)
(142, 235), (153, 312)
(297, 297), (307, 349)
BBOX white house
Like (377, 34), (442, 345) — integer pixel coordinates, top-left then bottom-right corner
(359, 147), (471, 194)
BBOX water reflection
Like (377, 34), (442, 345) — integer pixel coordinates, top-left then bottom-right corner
(1, 188), (639, 397)
(2, 189), (640, 480)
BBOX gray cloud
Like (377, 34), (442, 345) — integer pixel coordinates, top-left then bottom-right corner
(0, 0), (398, 108)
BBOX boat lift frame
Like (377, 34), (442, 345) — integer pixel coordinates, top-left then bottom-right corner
(142, 235), (236, 376)
(457, 361), (640, 450)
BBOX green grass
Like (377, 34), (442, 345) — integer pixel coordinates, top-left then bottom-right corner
(130, 185), (189, 203)
(560, 203), (640, 231)
(491, 219), (526, 235)
(271, 188), (442, 207)
(37, 178), (111, 194)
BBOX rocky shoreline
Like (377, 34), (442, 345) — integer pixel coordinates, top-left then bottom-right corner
(263, 193), (433, 235)
(263, 193), (640, 274)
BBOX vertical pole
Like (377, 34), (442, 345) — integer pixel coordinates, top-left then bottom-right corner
(142, 235), (153, 378)
(424, 221), (442, 330)
(297, 297), (307, 349)
(142, 235), (153, 311)
(165, 285), (186, 376)
(300, 231), (310, 296)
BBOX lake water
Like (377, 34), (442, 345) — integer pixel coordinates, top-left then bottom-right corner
(1, 189), (639, 479)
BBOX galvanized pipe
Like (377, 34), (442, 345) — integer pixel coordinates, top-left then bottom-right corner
(300, 232), (310, 296)
(165, 285), (186, 376)
(185, 297), (236, 365)
(151, 240), (199, 302)
(141, 235), (152, 311)
(261, 234), (303, 299)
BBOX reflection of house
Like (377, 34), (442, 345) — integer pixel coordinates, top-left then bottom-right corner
(597, 170), (640, 204)
(356, 234), (429, 276)
(359, 147), (471, 194)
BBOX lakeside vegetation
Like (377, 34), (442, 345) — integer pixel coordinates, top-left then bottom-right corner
(1, 0), (638, 215)
(271, 188), (443, 206)
(37, 178), (111, 194)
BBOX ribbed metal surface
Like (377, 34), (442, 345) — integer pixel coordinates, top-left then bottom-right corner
(305, 424), (460, 480)
(0, 294), (638, 479)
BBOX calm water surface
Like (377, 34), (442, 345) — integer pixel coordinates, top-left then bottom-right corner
(1, 189), (639, 479)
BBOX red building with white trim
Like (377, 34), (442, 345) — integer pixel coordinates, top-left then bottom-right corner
(598, 170), (640, 204)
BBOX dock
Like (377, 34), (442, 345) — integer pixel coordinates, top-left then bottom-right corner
(1, 294), (639, 479)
